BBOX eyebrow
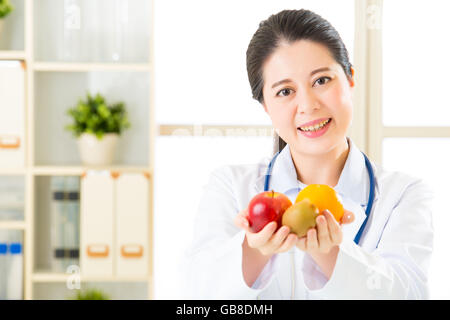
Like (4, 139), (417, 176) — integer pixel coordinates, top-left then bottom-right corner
(271, 67), (332, 89)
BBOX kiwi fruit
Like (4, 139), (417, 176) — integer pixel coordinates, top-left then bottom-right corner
(282, 199), (319, 237)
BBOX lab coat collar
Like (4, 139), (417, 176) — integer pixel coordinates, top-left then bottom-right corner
(258, 142), (300, 196)
(254, 137), (379, 242)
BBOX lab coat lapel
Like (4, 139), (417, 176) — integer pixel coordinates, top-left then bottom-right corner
(340, 196), (366, 243)
(253, 144), (299, 195)
(334, 138), (378, 242)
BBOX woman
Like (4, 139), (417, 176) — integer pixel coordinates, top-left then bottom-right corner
(183, 9), (433, 299)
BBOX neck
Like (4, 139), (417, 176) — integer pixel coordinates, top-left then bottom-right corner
(290, 138), (350, 187)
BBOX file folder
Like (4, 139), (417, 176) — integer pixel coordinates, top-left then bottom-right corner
(0, 61), (25, 168)
(80, 171), (114, 277)
(115, 173), (149, 277)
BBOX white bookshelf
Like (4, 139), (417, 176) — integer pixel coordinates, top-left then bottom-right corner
(0, 221), (27, 230)
(0, 0), (155, 300)
(32, 271), (151, 283)
(0, 51), (26, 60)
(33, 166), (152, 176)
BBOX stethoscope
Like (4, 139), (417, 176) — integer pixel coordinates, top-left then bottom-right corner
(262, 149), (376, 300)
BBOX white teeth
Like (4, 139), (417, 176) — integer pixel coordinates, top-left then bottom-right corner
(299, 118), (330, 132)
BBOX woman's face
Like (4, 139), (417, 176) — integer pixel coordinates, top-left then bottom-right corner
(261, 40), (354, 156)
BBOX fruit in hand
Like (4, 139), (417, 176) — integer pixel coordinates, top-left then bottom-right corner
(295, 184), (344, 222)
(247, 190), (292, 233)
(282, 199), (319, 238)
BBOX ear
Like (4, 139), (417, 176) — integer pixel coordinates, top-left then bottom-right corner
(348, 66), (355, 88)
(262, 102), (268, 114)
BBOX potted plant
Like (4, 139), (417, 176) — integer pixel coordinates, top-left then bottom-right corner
(65, 92), (131, 166)
(69, 288), (110, 300)
(0, 0), (13, 36)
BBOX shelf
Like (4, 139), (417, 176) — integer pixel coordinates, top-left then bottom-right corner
(0, 168), (27, 175)
(33, 166), (152, 176)
(0, 220), (26, 230)
(32, 271), (150, 283)
(33, 62), (152, 72)
(0, 51), (26, 60)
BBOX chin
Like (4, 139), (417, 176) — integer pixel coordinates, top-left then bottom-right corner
(292, 133), (343, 156)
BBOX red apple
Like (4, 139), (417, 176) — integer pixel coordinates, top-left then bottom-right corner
(247, 190), (292, 233)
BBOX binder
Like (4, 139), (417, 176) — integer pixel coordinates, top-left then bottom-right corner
(0, 61), (25, 168)
(65, 177), (80, 270)
(115, 173), (149, 277)
(80, 171), (114, 277)
(50, 176), (80, 273)
(50, 176), (65, 272)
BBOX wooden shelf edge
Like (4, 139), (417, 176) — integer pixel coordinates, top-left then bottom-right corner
(0, 168), (27, 175)
(0, 220), (26, 230)
(32, 272), (151, 283)
(0, 51), (27, 60)
(33, 62), (152, 72)
(33, 166), (153, 176)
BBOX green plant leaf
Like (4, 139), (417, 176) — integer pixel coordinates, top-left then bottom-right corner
(0, 0), (13, 19)
(70, 288), (110, 300)
(65, 92), (131, 138)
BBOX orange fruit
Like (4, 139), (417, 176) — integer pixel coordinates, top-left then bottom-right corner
(295, 184), (344, 222)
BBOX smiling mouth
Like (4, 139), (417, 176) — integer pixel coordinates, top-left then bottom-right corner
(298, 118), (332, 132)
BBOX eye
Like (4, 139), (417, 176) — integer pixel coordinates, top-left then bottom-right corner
(276, 88), (294, 97)
(313, 76), (331, 86)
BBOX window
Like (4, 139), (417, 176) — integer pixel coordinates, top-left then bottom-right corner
(383, 0), (450, 127)
(381, 0), (450, 299)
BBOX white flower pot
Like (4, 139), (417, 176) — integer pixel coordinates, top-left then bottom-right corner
(77, 133), (119, 166)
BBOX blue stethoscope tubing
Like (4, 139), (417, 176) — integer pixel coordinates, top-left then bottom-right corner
(263, 150), (375, 245)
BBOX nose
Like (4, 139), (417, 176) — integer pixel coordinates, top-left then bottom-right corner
(295, 87), (320, 115)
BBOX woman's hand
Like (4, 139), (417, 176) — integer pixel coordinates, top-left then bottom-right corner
(295, 209), (355, 279)
(296, 209), (355, 254)
(234, 208), (298, 256)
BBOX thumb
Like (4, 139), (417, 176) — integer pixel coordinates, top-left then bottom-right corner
(340, 210), (355, 224)
(234, 208), (250, 231)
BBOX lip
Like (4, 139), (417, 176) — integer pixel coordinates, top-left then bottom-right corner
(298, 117), (331, 128)
(297, 118), (332, 139)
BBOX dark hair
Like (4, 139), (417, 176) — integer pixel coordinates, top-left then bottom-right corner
(246, 9), (353, 154)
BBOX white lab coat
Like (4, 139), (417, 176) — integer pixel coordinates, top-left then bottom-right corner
(182, 137), (434, 299)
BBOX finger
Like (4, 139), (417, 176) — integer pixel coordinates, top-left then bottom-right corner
(247, 221), (277, 248)
(236, 215), (250, 231)
(235, 208), (249, 220)
(238, 216), (248, 229)
(296, 236), (307, 251)
(324, 210), (342, 244)
(266, 225), (291, 251)
(316, 214), (331, 248)
(277, 233), (298, 253)
(242, 208), (249, 220)
(306, 228), (319, 251)
(341, 210), (355, 225)
(233, 214), (243, 228)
